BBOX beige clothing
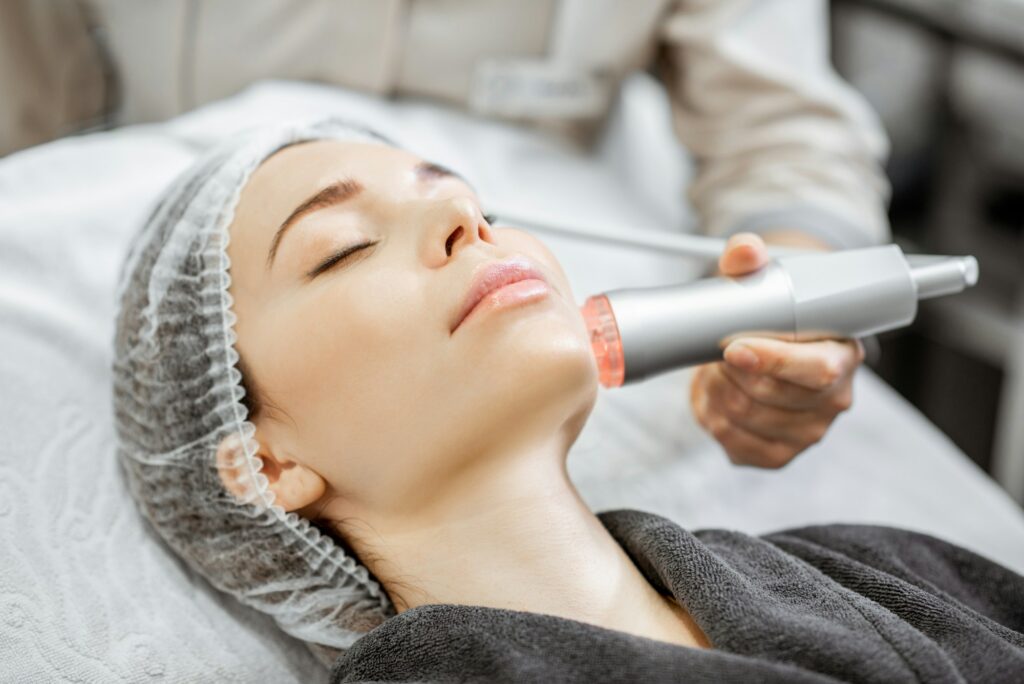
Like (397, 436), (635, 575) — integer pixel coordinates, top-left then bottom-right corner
(0, 1), (106, 155)
(0, 0), (891, 246)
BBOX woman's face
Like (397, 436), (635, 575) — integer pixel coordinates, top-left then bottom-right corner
(225, 140), (598, 520)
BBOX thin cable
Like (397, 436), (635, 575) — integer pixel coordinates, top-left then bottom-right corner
(490, 210), (811, 261)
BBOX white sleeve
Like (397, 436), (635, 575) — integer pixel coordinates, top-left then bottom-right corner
(658, 0), (892, 248)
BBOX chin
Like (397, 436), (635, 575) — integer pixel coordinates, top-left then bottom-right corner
(482, 307), (599, 421)
(423, 308), (598, 482)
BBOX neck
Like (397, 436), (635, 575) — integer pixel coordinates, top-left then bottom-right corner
(322, 431), (709, 649)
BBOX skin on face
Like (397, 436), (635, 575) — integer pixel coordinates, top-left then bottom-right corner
(210, 140), (859, 650)
(221, 140), (599, 526)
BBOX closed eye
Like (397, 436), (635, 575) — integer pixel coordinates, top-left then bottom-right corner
(307, 240), (379, 279)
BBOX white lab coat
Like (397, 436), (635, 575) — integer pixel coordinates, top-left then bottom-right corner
(6, 0), (893, 246)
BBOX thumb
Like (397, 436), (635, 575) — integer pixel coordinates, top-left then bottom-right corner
(718, 232), (769, 277)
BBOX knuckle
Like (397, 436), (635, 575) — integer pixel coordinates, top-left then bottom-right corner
(766, 354), (788, 376)
(830, 389), (853, 413)
(693, 405), (707, 428)
(693, 398), (710, 429)
(724, 442), (758, 467)
(806, 422), (829, 445)
(750, 375), (776, 399)
(723, 388), (752, 418)
(762, 443), (796, 469)
(725, 448), (751, 466)
(817, 359), (843, 389)
(708, 417), (732, 442)
(776, 442), (803, 466)
(690, 374), (709, 421)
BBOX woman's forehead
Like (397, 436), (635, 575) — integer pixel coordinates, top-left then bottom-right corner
(233, 140), (418, 238)
(252, 139), (419, 191)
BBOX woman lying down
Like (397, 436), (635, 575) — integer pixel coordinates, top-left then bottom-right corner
(112, 119), (1023, 683)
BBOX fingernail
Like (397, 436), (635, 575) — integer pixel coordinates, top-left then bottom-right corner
(725, 343), (759, 371)
(731, 233), (760, 248)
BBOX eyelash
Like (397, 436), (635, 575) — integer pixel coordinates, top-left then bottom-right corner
(307, 240), (379, 278)
(307, 214), (495, 279)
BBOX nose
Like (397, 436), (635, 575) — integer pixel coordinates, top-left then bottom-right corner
(420, 196), (493, 266)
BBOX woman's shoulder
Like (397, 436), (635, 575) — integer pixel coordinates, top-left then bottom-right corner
(598, 508), (1011, 576)
(603, 508), (1024, 643)
(758, 521), (1017, 582)
(598, 508), (1024, 621)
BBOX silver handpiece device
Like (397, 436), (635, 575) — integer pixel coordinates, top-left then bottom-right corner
(581, 244), (979, 387)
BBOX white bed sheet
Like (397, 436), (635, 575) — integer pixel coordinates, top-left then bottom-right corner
(1, 78), (1021, 683)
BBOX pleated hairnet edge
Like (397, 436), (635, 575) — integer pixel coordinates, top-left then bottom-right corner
(207, 118), (396, 614)
(113, 118), (401, 667)
(215, 196), (392, 609)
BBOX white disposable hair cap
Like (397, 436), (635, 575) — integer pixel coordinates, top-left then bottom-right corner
(112, 118), (397, 668)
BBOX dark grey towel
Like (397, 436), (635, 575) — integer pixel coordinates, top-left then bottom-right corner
(330, 509), (1024, 683)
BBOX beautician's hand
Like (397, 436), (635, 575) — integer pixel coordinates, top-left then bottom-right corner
(690, 232), (865, 468)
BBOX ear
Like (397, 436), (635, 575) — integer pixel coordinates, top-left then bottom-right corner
(216, 430), (326, 512)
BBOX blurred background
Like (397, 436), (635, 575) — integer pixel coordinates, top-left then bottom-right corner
(828, 0), (1024, 504)
(2, 0), (1022, 503)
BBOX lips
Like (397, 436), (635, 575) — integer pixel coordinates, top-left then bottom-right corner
(451, 257), (550, 333)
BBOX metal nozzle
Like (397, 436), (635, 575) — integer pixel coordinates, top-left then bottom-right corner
(906, 255), (980, 300)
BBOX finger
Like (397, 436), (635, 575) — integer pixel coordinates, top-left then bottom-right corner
(703, 413), (801, 469)
(718, 232), (769, 277)
(723, 337), (863, 391)
(704, 364), (829, 444)
(692, 365), (812, 468)
(720, 361), (854, 412)
(690, 364), (712, 426)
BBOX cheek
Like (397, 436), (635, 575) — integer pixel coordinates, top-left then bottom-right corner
(261, 270), (509, 502)
(254, 271), (435, 450)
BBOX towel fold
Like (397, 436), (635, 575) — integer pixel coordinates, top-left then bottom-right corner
(331, 509), (1024, 683)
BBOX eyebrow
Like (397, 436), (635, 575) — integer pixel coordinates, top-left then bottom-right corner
(415, 161), (466, 185)
(266, 160), (466, 267)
